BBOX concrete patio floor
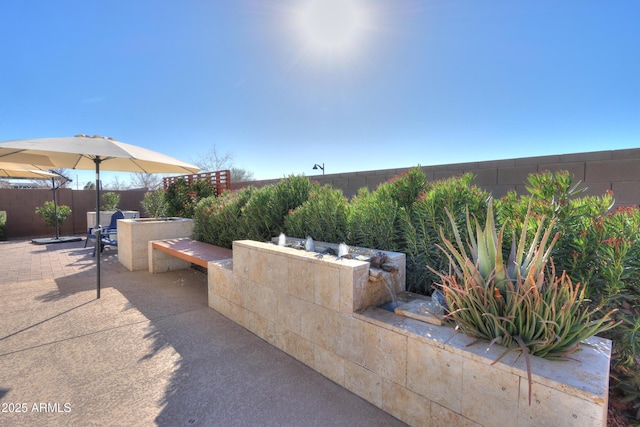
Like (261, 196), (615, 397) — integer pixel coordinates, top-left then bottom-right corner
(0, 239), (406, 426)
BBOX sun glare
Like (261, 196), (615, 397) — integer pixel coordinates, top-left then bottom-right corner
(292, 0), (373, 62)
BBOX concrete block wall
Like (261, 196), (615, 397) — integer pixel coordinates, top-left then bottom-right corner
(0, 188), (146, 238)
(0, 188), (66, 238)
(236, 148), (640, 204)
(3, 148), (639, 238)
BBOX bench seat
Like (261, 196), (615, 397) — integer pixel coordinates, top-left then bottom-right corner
(149, 238), (232, 273)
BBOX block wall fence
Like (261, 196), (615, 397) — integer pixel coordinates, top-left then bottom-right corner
(0, 188), (146, 239)
(234, 148), (640, 203)
(2, 148), (639, 238)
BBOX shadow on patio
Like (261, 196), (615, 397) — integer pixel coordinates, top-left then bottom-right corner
(0, 240), (405, 426)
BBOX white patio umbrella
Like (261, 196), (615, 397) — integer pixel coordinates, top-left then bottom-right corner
(0, 162), (57, 178)
(0, 163), (79, 243)
(0, 135), (200, 298)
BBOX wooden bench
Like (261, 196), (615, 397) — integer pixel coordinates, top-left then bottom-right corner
(149, 238), (232, 273)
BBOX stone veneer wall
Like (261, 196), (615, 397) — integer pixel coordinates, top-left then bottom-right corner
(208, 240), (611, 427)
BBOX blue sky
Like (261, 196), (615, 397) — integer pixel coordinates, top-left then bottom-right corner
(1, 1), (639, 187)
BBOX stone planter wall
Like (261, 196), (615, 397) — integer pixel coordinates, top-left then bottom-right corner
(207, 240), (611, 426)
(117, 218), (193, 271)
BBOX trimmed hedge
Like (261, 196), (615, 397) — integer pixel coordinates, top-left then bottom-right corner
(0, 211), (6, 240)
(193, 175), (314, 248)
(285, 183), (349, 243)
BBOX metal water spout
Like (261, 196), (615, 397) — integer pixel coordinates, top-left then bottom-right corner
(338, 242), (349, 260)
(305, 236), (315, 252)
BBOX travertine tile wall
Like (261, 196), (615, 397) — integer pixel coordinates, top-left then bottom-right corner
(117, 218), (193, 271)
(208, 240), (611, 427)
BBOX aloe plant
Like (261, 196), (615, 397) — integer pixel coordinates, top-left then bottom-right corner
(431, 198), (618, 359)
(431, 198), (619, 404)
(440, 199), (557, 295)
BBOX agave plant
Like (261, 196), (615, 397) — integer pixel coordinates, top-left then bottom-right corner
(431, 198), (618, 359)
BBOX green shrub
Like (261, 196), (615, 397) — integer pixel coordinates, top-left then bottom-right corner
(101, 192), (120, 211)
(141, 190), (168, 218)
(347, 167), (428, 251)
(607, 313), (640, 419)
(492, 171), (638, 305)
(35, 201), (72, 231)
(584, 205), (640, 413)
(193, 187), (256, 248)
(382, 166), (427, 212)
(598, 206), (640, 303)
(495, 171), (640, 408)
(495, 171), (604, 291)
(285, 184), (349, 243)
(165, 178), (217, 218)
(193, 176), (312, 247)
(400, 173), (489, 294)
(0, 211), (6, 241)
(241, 175), (313, 241)
(347, 186), (401, 250)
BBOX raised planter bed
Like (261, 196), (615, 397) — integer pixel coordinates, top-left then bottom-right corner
(207, 239), (611, 427)
(117, 218), (193, 271)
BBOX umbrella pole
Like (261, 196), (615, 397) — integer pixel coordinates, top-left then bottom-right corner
(52, 177), (60, 240)
(95, 157), (102, 299)
(50, 171), (71, 240)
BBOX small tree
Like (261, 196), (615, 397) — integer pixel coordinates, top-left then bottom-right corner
(141, 190), (168, 218)
(101, 192), (121, 211)
(105, 176), (130, 191)
(35, 201), (72, 235)
(231, 167), (254, 182)
(192, 145), (254, 183)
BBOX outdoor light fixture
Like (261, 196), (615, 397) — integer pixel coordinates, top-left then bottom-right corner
(313, 163), (325, 175)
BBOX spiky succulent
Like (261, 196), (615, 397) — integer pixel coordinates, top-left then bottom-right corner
(430, 198), (617, 360)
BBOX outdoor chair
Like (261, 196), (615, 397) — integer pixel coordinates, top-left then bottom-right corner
(90, 210), (125, 256)
(86, 210), (123, 248)
(84, 227), (96, 248)
(97, 228), (118, 256)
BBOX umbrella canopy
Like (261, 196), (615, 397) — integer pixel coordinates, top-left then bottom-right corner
(0, 162), (57, 179)
(0, 135), (200, 174)
(0, 153), (55, 167)
(0, 135), (201, 299)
